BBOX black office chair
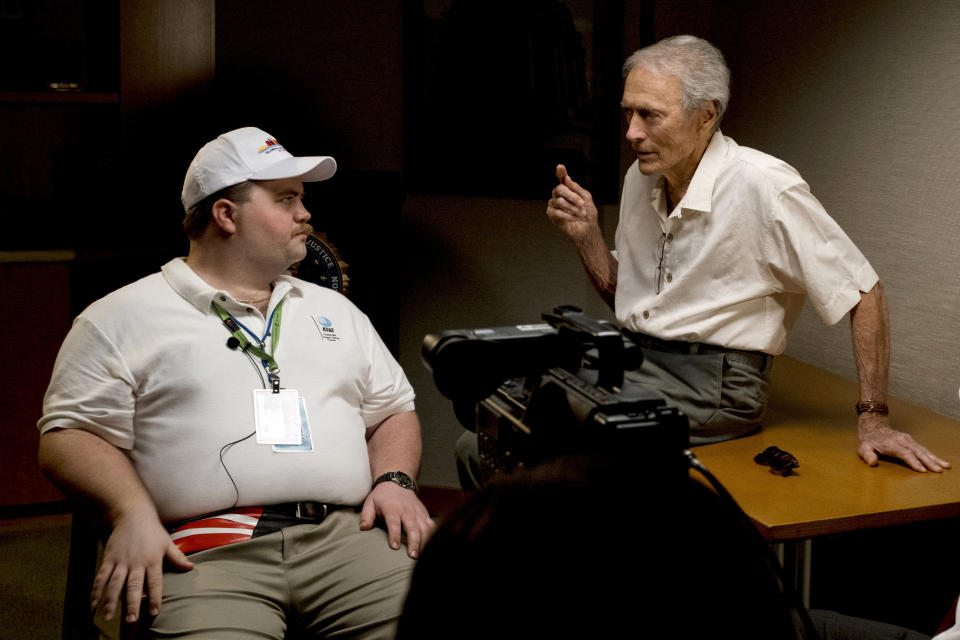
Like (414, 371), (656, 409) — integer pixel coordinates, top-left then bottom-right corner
(61, 507), (101, 640)
(62, 507), (145, 640)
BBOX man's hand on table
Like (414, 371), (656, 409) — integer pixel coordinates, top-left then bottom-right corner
(857, 413), (951, 472)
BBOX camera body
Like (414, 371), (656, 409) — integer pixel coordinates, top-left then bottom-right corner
(422, 306), (689, 482)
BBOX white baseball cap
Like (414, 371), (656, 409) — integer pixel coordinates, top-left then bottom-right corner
(181, 127), (337, 210)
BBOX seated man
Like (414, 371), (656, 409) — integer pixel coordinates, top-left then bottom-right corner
(38, 126), (433, 638)
(457, 35), (946, 488)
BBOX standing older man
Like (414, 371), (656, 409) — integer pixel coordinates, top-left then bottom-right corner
(546, 35), (946, 472)
(38, 127), (433, 638)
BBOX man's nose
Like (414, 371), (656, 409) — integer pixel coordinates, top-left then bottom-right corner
(626, 114), (646, 142)
(296, 202), (311, 222)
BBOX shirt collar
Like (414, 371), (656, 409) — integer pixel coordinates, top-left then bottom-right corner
(646, 177), (666, 221)
(676, 130), (728, 217)
(161, 257), (301, 314)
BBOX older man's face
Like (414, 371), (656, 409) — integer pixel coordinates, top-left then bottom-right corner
(621, 65), (712, 184)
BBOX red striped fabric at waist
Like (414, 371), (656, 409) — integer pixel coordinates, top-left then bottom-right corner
(169, 507), (264, 554)
(167, 502), (350, 554)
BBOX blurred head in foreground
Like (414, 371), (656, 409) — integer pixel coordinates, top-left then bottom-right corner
(398, 456), (805, 639)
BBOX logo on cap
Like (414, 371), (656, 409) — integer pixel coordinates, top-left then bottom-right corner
(257, 138), (285, 154)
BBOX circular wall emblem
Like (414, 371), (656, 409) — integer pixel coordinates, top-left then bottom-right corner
(292, 233), (350, 293)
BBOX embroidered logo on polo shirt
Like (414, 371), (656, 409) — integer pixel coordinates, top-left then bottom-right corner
(313, 315), (340, 342)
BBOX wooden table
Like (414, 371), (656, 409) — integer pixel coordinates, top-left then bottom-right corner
(692, 356), (960, 602)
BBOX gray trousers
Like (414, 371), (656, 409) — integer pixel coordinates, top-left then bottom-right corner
(626, 345), (773, 444)
(455, 343), (773, 490)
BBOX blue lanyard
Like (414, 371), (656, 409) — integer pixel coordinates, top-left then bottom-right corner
(212, 301), (284, 391)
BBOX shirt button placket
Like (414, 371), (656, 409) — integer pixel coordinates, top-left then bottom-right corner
(663, 230), (675, 287)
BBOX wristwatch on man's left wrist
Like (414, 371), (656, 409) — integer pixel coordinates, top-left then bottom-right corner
(856, 400), (889, 416)
(373, 471), (418, 493)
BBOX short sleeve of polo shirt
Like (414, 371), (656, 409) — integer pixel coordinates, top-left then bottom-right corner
(38, 316), (137, 449)
(355, 314), (416, 428)
(765, 183), (879, 326)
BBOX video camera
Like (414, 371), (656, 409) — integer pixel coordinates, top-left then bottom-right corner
(422, 305), (689, 483)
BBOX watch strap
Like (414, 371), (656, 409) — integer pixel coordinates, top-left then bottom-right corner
(856, 400), (889, 416)
(373, 471), (418, 493)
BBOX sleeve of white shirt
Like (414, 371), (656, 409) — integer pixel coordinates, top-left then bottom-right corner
(765, 183), (879, 326)
(37, 316), (137, 450)
(355, 314), (416, 428)
(933, 606), (960, 640)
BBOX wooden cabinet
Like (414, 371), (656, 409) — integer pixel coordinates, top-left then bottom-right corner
(0, 256), (74, 506)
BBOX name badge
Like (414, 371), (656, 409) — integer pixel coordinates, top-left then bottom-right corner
(273, 396), (314, 453)
(253, 388), (303, 445)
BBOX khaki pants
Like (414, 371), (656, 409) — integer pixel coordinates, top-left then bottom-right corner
(146, 510), (415, 639)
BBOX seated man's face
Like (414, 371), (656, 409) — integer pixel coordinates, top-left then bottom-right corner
(621, 65), (710, 182)
(232, 178), (313, 270)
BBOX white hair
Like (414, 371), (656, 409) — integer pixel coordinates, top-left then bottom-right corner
(623, 35), (730, 132)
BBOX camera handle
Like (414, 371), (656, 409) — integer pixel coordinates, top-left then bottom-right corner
(542, 306), (626, 391)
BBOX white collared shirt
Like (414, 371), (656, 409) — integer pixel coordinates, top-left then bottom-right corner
(614, 132), (878, 355)
(39, 258), (415, 522)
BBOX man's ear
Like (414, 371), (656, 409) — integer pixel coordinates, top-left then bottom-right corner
(210, 198), (238, 235)
(699, 100), (719, 132)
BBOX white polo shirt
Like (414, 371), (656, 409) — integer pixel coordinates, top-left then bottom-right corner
(39, 258), (415, 522)
(615, 132), (878, 355)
